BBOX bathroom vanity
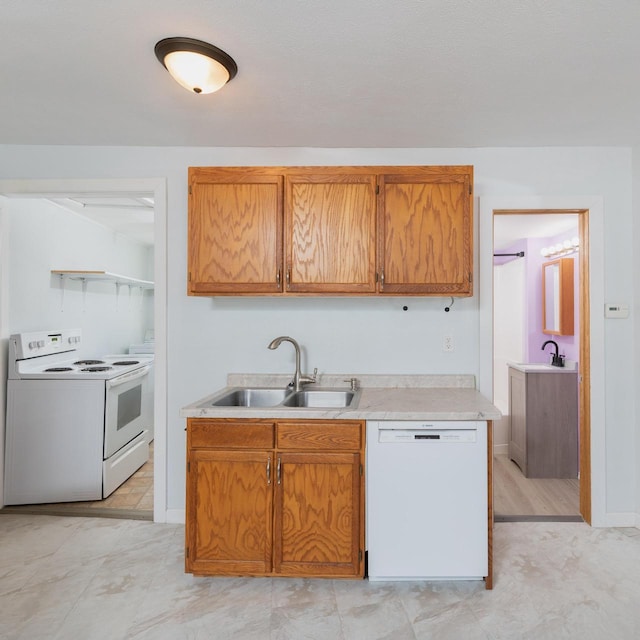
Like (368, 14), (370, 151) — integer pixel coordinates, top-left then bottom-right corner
(508, 363), (579, 478)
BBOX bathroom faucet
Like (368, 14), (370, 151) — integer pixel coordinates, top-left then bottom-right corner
(268, 336), (317, 392)
(541, 340), (564, 367)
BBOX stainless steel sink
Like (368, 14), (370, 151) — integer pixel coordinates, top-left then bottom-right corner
(209, 388), (291, 407)
(201, 385), (360, 409)
(282, 389), (359, 408)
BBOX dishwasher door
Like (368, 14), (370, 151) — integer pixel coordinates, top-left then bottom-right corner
(366, 420), (488, 581)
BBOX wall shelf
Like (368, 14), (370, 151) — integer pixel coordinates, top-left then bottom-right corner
(51, 270), (154, 290)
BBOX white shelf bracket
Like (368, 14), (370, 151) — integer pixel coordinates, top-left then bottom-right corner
(81, 278), (87, 313)
(58, 273), (66, 312)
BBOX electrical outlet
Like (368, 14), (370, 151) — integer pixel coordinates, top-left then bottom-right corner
(443, 335), (454, 352)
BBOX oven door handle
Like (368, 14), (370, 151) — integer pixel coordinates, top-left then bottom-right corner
(106, 365), (151, 389)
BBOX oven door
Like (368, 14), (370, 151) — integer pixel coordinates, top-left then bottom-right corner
(104, 365), (151, 459)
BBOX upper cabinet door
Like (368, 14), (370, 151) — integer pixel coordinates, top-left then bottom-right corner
(378, 167), (473, 295)
(188, 168), (283, 294)
(285, 173), (377, 293)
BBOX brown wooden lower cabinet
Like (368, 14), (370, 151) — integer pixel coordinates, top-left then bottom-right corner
(185, 418), (365, 578)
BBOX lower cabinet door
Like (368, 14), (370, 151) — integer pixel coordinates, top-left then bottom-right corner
(186, 449), (273, 576)
(273, 452), (363, 577)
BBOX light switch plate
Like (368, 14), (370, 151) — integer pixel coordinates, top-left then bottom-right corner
(604, 303), (629, 318)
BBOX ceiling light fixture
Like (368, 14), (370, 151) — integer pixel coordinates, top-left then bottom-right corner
(154, 37), (237, 95)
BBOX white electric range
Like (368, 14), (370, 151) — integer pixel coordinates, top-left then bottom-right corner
(4, 329), (154, 505)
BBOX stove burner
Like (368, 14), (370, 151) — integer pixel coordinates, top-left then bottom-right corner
(45, 367), (74, 372)
(81, 366), (113, 372)
(74, 359), (105, 366)
(112, 360), (139, 366)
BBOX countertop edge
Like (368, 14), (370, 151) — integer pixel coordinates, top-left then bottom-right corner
(180, 385), (502, 421)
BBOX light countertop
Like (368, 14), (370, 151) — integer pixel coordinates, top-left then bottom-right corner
(180, 373), (502, 421)
(508, 362), (578, 373)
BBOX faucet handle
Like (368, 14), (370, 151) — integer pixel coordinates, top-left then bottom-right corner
(343, 377), (359, 391)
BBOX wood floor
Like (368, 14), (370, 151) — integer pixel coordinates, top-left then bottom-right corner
(1, 443), (154, 520)
(493, 453), (581, 518)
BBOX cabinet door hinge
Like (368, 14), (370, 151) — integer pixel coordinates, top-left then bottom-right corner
(469, 183), (472, 195)
(359, 549), (362, 562)
(469, 272), (473, 283)
(187, 461), (191, 473)
(185, 546), (189, 558)
(189, 185), (192, 196)
(359, 464), (363, 477)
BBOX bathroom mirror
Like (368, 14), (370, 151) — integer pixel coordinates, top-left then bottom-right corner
(542, 257), (574, 335)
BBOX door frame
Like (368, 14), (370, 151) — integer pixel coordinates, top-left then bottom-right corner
(0, 178), (168, 523)
(479, 196), (606, 526)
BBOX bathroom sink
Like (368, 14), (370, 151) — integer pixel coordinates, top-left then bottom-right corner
(282, 389), (359, 408)
(517, 364), (555, 370)
(208, 388), (291, 407)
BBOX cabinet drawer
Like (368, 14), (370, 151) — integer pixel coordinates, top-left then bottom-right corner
(188, 419), (275, 449)
(277, 421), (363, 451)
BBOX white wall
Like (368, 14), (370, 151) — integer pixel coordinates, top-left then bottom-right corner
(0, 144), (635, 526)
(3, 198), (152, 355)
(493, 258), (525, 450)
(633, 149), (640, 526)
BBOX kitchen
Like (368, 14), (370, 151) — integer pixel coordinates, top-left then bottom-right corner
(0, 193), (155, 513)
(0, 6), (639, 637)
(0, 148), (633, 531)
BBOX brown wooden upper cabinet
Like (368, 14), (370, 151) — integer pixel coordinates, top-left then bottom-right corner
(285, 172), (377, 293)
(188, 165), (473, 296)
(188, 167), (283, 294)
(378, 167), (473, 295)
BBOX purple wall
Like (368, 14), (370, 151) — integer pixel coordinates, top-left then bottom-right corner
(494, 232), (579, 364)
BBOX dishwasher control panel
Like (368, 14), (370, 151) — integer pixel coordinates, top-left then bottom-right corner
(378, 429), (477, 443)
(374, 420), (480, 444)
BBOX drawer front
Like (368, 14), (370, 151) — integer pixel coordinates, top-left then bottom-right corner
(277, 421), (363, 451)
(188, 419), (275, 449)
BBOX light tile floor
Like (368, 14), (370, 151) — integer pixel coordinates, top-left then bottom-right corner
(1, 515), (639, 639)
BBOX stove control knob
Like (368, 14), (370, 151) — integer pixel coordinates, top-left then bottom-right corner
(37, 340), (45, 347)
(28, 341), (37, 349)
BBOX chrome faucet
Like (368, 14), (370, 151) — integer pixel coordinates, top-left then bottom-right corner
(541, 340), (564, 367)
(268, 336), (317, 392)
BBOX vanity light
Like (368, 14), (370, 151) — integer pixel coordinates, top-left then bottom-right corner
(154, 37), (238, 94)
(540, 237), (580, 258)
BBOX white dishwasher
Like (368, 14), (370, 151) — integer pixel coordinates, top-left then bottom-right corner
(366, 420), (488, 581)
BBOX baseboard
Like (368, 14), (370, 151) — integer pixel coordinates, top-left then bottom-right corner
(163, 508), (185, 524)
(604, 512), (638, 528)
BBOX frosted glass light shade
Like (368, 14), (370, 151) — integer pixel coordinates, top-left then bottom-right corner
(164, 51), (229, 94)
(155, 37), (237, 95)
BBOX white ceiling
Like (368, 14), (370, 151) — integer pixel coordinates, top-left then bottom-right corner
(48, 196), (155, 246)
(1, 1), (639, 148)
(493, 214), (578, 251)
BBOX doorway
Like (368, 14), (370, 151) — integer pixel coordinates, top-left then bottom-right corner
(0, 178), (167, 523)
(492, 209), (591, 523)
